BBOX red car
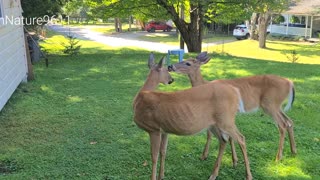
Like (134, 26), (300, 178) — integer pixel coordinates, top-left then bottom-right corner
(145, 21), (173, 32)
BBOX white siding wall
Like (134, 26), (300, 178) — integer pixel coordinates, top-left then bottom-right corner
(0, 0), (28, 111)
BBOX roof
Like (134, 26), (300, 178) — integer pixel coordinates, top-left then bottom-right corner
(285, 0), (320, 15)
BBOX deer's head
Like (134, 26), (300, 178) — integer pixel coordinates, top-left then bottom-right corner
(148, 53), (174, 85)
(168, 52), (211, 75)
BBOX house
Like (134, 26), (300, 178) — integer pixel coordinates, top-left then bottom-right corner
(269, 0), (320, 39)
(0, 0), (28, 111)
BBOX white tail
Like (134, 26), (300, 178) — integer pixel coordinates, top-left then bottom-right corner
(284, 82), (295, 112)
(133, 53), (252, 180)
(169, 51), (297, 162)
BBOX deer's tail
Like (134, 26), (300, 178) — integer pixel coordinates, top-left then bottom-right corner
(235, 88), (246, 113)
(284, 81), (295, 112)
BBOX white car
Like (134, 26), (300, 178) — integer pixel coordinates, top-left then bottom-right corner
(233, 24), (250, 40)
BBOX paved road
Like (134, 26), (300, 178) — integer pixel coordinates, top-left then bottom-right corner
(48, 24), (235, 53)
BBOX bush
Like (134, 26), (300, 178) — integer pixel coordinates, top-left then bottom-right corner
(286, 50), (299, 63)
(62, 35), (81, 56)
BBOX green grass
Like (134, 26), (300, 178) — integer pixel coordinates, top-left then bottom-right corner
(210, 39), (320, 64)
(0, 32), (320, 179)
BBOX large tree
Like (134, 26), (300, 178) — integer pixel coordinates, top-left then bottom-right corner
(84, 0), (250, 52)
(249, 0), (290, 48)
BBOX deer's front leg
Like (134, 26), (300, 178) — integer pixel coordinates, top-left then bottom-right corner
(159, 133), (168, 180)
(149, 132), (161, 180)
(209, 138), (227, 180)
(201, 130), (212, 160)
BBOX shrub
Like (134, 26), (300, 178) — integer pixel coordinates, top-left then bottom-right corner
(62, 35), (81, 56)
(286, 50), (299, 63)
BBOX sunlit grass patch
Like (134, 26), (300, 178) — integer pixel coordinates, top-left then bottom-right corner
(209, 40), (320, 64)
(266, 159), (311, 179)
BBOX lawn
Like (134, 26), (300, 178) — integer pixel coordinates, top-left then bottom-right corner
(209, 39), (320, 64)
(0, 32), (319, 180)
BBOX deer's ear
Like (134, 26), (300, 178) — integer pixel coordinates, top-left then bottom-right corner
(157, 55), (166, 68)
(196, 51), (211, 64)
(148, 52), (155, 69)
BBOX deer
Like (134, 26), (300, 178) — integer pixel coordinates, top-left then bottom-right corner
(133, 53), (252, 180)
(168, 52), (296, 163)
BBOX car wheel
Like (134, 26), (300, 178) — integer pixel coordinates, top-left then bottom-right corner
(167, 27), (171, 32)
(150, 28), (155, 32)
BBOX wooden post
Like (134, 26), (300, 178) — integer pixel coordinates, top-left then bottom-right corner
(24, 34), (35, 81)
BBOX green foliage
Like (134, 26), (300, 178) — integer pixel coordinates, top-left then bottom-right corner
(21, 0), (67, 18)
(272, 14), (285, 24)
(62, 35), (81, 56)
(206, 1), (251, 24)
(290, 16), (300, 23)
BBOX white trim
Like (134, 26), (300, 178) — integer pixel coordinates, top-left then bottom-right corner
(310, 16), (314, 37)
(305, 16), (309, 37)
(286, 14), (289, 35)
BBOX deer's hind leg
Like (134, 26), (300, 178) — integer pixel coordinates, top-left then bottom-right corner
(228, 127), (252, 180)
(280, 111), (297, 156)
(262, 105), (288, 161)
(205, 126), (238, 166)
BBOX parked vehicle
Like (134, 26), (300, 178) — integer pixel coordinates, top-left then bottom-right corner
(233, 24), (250, 40)
(145, 21), (173, 32)
(233, 24), (271, 40)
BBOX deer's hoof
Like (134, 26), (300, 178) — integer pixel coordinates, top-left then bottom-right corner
(208, 175), (218, 180)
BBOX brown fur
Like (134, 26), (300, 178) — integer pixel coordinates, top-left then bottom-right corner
(170, 52), (296, 162)
(133, 53), (252, 180)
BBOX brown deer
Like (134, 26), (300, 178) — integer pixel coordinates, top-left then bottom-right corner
(168, 52), (296, 162)
(133, 53), (252, 180)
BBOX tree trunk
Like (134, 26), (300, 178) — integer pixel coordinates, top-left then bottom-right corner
(114, 18), (122, 32)
(156, 0), (202, 52)
(114, 18), (118, 32)
(118, 18), (123, 32)
(258, 13), (270, 48)
(128, 15), (132, 31)
(249, 13), (259, 40)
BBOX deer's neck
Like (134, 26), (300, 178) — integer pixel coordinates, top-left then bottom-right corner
(140, 73), (159, 91)
(188, 69), (207, 87)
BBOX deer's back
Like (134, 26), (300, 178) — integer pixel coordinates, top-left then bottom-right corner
(133, 82), (239, 135)
(216, 75), (292, 111)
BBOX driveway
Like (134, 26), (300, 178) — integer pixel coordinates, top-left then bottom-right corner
(48, 25), (235, 53)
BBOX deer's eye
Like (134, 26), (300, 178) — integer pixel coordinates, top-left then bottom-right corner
(185, 62), (191, 66)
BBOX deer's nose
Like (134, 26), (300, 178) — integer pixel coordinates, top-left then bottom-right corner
(168, 65), (176, 72)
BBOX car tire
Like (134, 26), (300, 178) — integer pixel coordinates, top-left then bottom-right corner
(150, 28), (155, 33)
(245, 33), (250, 39)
